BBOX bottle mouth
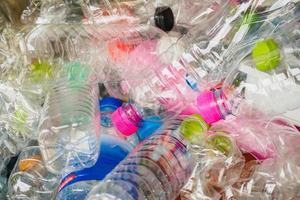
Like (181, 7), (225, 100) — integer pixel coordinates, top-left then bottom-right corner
(111, 104), (142, 136)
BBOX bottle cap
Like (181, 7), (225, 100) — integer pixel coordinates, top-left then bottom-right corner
(100, 97), (123, 127)
(154, 6), (174, 32)
(196, 91), (224, 124)
(58, 134), (132, 192)
(112, 106), (140, 136)
(252, 38), (281, 72)
(180, 114), (209, 143)
(137, 116), (162, 141)
(99, 97), (123, 112)
(207, 132), (233, 155)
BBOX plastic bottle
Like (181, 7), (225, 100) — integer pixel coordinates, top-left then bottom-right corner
(8, 146), (60, 200)
(99, 95), (162, 146)
(178, 0), (299, 86)
(103, 25), (184, 101)
(191, 19), (300, 124)
(86, 126), (196, 200)
(38, 61), (100, 175)
(100, 25), (197, 136)
(56, 134), (132, 200)
(82, 0), (177, 32)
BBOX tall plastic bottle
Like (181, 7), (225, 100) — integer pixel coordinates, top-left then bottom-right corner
(56, 134), (132, 200)
(38, 61), (100, 175)
(86, 126), (196, 200)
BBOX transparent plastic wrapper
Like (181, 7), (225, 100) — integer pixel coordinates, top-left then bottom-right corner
(178, 0), (299, 87)
(8, 146), (60, 200)
(87, 126), (196, 200)
(177, 115), (245, 200)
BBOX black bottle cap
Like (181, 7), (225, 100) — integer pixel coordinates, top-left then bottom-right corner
(154, 6), (174, 32)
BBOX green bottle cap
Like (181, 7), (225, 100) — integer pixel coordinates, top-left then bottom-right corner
(180, 114), (209, 144)
(207, 132), (233, 155)
(252, 38), (281, 72)
(29, 60), (53, 83)
(64, 61), (88, 82)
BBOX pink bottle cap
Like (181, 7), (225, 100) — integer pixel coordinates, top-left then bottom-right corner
(112, 107), (139, 136)
(196, 91), (224, 124)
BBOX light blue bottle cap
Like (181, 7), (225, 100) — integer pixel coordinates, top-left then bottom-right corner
(137, 116), (162, 141)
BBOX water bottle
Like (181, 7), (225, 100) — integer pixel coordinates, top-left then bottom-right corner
(111, 63), (198, 136)
(86, 127), (195, 200)
(104, 27), (184, 100)
(56, 134), (132, 200)
(192, 19), (300, 125)
(38, 61), (100, 175)
(8, 146), (60, 200)
(82, 0), (178, 32)
(178, 0), (298, 86)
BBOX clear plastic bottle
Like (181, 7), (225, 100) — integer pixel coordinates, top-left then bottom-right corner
(178, 0), (299, 86)
(191, 18), (300, 124)
(86, 127), (195, 200)
(83, 0), (178, 32)
(38, 61), (100, 175)
(8, 146), (60, 200)
(100, 25), (196, 136)
(56, 134), (132, 200)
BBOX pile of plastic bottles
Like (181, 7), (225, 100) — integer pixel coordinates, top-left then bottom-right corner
(0, 0), (300, 199)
